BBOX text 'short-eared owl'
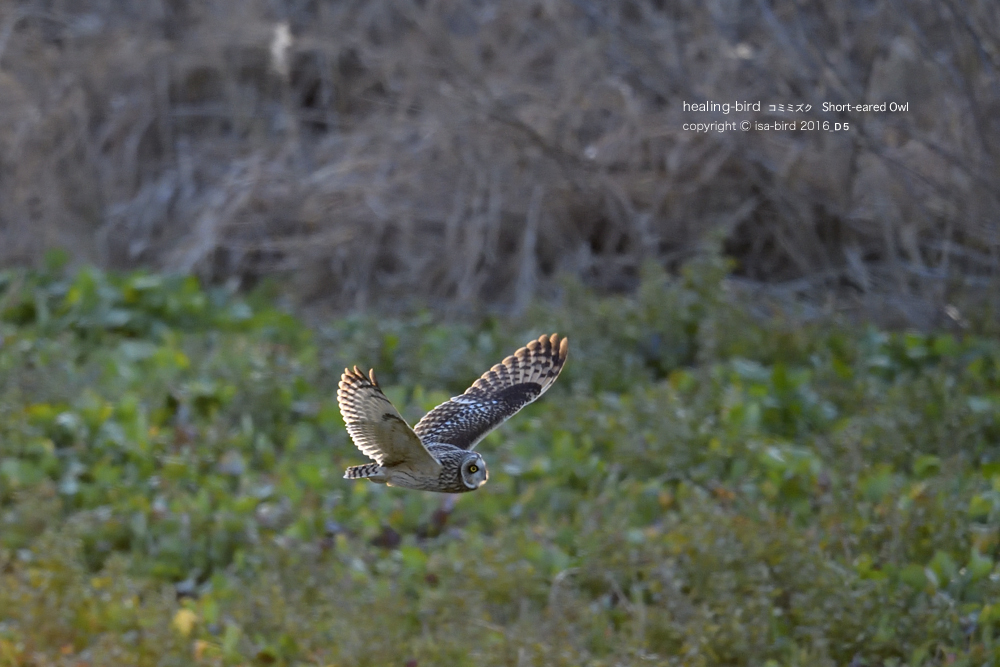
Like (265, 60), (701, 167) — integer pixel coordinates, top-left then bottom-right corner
(338, 334), (569, 493)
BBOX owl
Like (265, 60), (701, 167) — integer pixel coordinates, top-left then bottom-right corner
(338, 333), (569, 493)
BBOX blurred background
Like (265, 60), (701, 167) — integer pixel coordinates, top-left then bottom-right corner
(3, 2), (1000, 666)
(1, 0), (997, 323)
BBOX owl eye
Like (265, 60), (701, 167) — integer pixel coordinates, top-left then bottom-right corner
(469, 464), (479, 473)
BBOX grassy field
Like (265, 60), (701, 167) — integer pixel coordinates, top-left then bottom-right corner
(0, 252), (999, 666)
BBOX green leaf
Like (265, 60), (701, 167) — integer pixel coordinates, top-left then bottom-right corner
(898, 563), (928, 590)
(967, 550), (993, 582)
(222, 622), (242, 656)
(913, 455), (941, 479)
(928, 550), (958, 585)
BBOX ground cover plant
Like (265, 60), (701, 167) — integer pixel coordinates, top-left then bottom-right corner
(0, 252), (999, 666)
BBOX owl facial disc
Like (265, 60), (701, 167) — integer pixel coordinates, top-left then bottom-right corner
(460, 453), (488, 490)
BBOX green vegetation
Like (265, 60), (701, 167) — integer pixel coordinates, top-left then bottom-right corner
(1, 253), (999, 666)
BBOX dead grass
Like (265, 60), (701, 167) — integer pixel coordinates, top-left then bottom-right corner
(0, 0), (998, 324)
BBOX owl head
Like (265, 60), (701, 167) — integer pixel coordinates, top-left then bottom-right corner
(460, 452), (488, 490)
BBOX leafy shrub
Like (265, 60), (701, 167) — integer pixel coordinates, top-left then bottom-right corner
(0, 257), (998, 665)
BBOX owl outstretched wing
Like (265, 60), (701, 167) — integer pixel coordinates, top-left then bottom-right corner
(338, 367), (441, 471)
(413, 333), (568, 451)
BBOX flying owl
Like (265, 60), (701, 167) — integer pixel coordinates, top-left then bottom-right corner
(338, 333), (569, 493)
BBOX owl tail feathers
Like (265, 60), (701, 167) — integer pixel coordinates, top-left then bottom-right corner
(344, 463), (383, 480)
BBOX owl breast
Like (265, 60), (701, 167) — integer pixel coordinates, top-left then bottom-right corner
(378, 444), (484, 493)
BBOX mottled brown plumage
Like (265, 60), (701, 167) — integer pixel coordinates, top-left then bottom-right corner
(338, 333), (569, 493)
(413, 333), (569, 450)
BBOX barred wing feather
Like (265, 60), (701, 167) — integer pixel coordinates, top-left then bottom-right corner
(413, 334), (568, 451)
(337, 367), (441, 471)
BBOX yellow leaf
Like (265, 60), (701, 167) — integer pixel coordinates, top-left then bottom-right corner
(173, 608), (198, 636)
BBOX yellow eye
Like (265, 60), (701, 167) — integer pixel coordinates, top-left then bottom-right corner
(469, 465), (479, 473)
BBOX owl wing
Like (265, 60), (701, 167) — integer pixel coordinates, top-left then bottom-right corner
(338, 366), (442, 472)
(413, 333), (568, 451)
